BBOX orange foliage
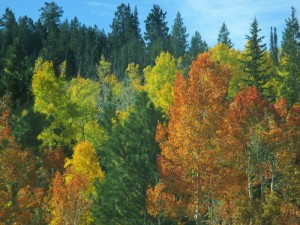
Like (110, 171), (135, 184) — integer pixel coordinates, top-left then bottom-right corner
(51, 172), (91, 225)
(147, 53), (231, 222)
(0, 97), (46, 224)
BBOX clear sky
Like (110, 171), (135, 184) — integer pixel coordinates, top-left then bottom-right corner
(1, 0), (300, 50)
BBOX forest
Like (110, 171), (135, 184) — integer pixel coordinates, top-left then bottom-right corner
(0, 1), (299, 225)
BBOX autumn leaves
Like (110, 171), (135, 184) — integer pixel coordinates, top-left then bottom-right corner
(147, 53), (299, 224)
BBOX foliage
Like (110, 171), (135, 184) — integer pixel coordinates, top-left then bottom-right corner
(147, 53), (231, 223)
(32, 59), (107, 150)
(217, 22), (233, 48)
(92, 92), (162, 225)
(144, 52), (177, 115)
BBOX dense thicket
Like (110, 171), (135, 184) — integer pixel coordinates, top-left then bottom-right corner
(0, 2), (299, 225)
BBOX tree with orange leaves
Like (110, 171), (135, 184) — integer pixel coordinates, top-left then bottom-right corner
(0, 97), (45, 224)
(49, 141), (104, 225)
(147, 53), (231, 224)
(217, 88), (300, 224)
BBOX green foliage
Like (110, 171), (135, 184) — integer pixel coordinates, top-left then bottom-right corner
(279, 7), (300, 107)
(210, 43), (247, 98)
(188, 31), (208, 60)
(144, 5), (170, 64)
(217, 22), (234, 48)
(108, 3), (144, 79)
(170, 12), (188, 58)
(243, 17), (268, 91)
(92, 92), (161, 225)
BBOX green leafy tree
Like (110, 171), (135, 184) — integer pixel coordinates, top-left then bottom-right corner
(92, 92), (161, 225)
(170, 12), (188, 58)
(217, 22), (233, 48)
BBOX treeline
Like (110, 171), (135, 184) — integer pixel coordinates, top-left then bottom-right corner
(0, 1), (299, 225)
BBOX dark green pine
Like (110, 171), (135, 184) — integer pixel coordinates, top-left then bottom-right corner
(144, 4), (170, 64)
(170, 11), (188, 58)
(217, 22), (234, 48)
(92, 92), (162, 225)
(280, 7), (300, 107)
(243, 17), (267, 91)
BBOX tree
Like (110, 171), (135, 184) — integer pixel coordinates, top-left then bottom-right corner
(210, 43), (247, 98)
(39, 1), (63, 31)
(147, 53), (231, 224)
(243, 17), (267, 91)
(0, 97), (45, 224)
(92, 92), (162, 224)
(170, 12), (188, 58)
(108, 3), (144, 79)
(144, 52), (177, 115)
(279, 7), (300, 107)
(50, 172), (91, 225)
(50, 141), (104, 225)
(32, 59), (107, 150)
(2, 38), (32, 107)
(217, 90), (300, 224)
(144, 5), (169, 64)
(188, 31), (208, 61)
(217, 22), (233, 48)
(0, 8), (17, 96)
(39, 2), (64, 66)
(269, 26), (279, 65)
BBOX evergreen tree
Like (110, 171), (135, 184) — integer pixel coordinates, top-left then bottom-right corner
(38, 2), (64, 66)
(170, 11), (188, 58)
(243, 17), (267, 91)
(280, 7), (300, 107)
(0, 8), (17, 81)
(92, 92), (161, 225)
(189, 31), (208, 60)
(270, 26), (279, 65)
(217, 22), (233, 48)
(144, 5), (169, 64)
(108, 3), (144, 79)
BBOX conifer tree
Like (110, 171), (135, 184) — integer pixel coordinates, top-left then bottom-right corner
(270, 26), (279, 65)
(243, 18), (267, 91)
(108, 3), (144, 79)
(170, 12), (188, 58)
(144, 5), (169, 64)
(217, 22), (233, 48)
(92, 92), (161, 224)
(189, 31), (208, 60)
(280, 7), (300, 107)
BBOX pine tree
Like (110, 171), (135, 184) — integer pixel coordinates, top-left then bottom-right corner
(170, 11), (188, 58)
(108, 3), (144, 79)
(144, 5), (169, 64)
(189, 31), (208, 60)
(217, 22), (233, 48)
(243, 17), (267, 91)
(92, 92), (161, 224)
(270, 26), (279, 65)
(280, 7), (300, 107)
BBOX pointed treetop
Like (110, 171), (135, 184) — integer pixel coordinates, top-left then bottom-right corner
(217, 22), (233, 48)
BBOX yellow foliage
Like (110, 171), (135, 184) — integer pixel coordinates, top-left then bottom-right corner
(144, 52), (177, 115)
(65, 141), (104, 193)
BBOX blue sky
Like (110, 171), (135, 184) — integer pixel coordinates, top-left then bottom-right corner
(1, 0), (300, 50)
